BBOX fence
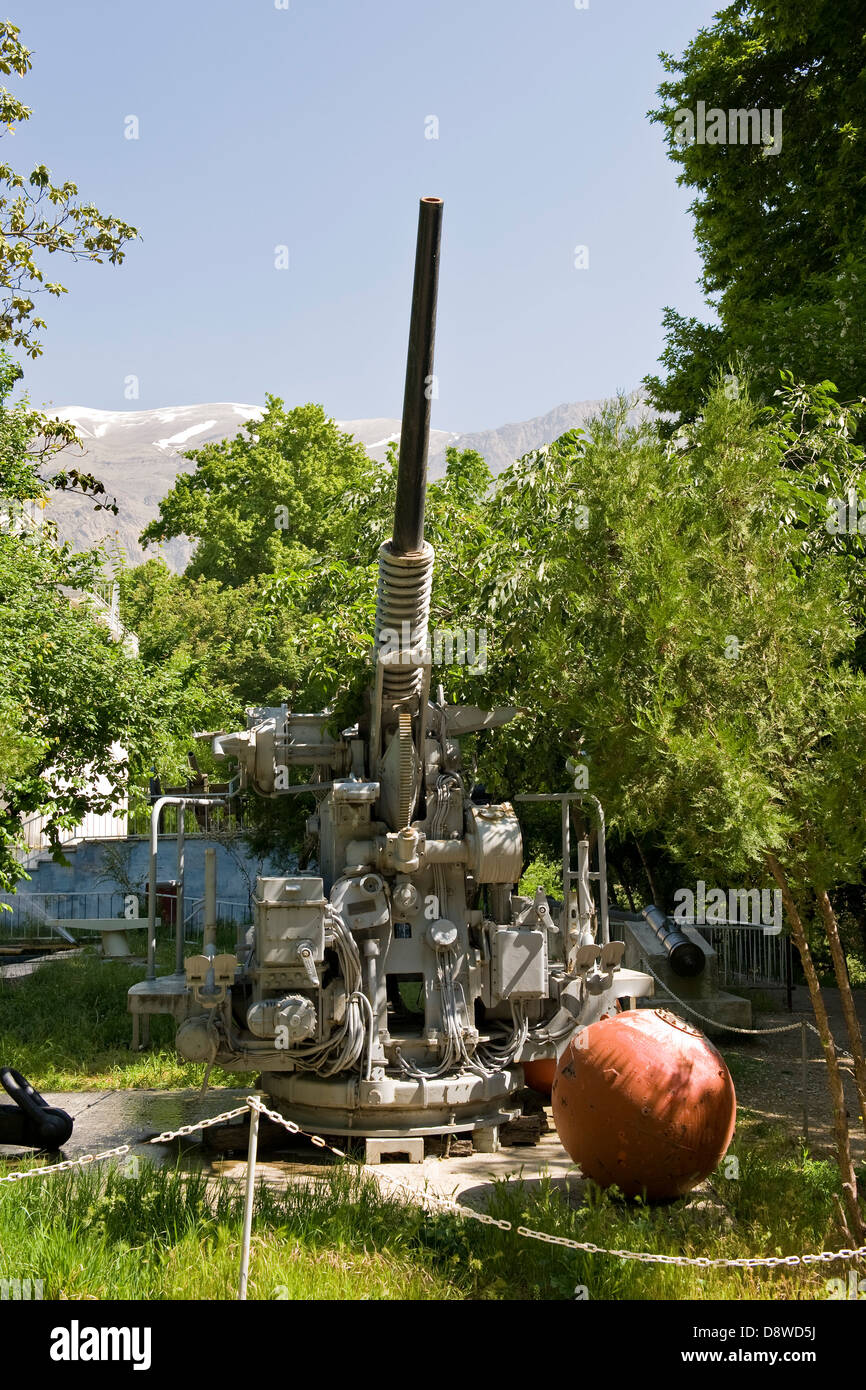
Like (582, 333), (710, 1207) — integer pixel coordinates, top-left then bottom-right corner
(701, 923), (793, 1005)
(0, 889), (252, 948)
(179, 896), (251, 939)
(20, 807), (130, 852)
(19, 798), (246, 856)
(0, 891), (128, 943)
(135, 801), (246, 839)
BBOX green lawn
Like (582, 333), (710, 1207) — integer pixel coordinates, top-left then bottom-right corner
(0, 1135), (855, 1300)
(0, 939), (253, 1090)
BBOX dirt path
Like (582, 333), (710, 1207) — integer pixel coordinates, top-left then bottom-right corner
(719, 986), (865, 1162)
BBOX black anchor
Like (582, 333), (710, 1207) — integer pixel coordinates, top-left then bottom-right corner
(0, 1069), (74, 1150)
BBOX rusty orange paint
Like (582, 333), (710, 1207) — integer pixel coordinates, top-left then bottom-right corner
(522, 1058), (556, 1096)
(551, 1009), (736, 1199)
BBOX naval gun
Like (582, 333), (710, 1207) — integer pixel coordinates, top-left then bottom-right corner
(134, 198), (652, 1153)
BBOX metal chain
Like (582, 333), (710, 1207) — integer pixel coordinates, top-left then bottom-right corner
(0, 1100), (253, 1185)
(0, 1143), (131, 1185)
(371, 1161), (866, 1267)
(145, 1104), (252, 1146)
(246, 1099), (866, 1271)
(3, 1093), (864, 1270)
(246, 1096), (348, 1158)
(641, 961), (858, 1061)
(640, 961), (804, 1035)
(141, 1096), (350, 1161)
(805, 1021), (856, 1064)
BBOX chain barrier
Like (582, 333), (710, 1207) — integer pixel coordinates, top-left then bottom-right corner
(2, 1093), (864, 1271)
(640, 961), (803, 1036)
(145, 1104), (252, 1146)
(0, 1144), (131, 1186)
(641, 960), (857, 1060)
(0, 1100), (252, 1186)
(245, 1098), (866, 1272)
(805, 1021), (856, 1064)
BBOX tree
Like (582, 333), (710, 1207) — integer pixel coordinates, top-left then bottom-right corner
(0, 21), (137, 358)
(140, 400), (385, 588)
(125, 435), (496, 864)
(247, 443), (496, 720)
(644, 1), (866, 427)
(120, 560), (301, 712)
(0, 383), (228, 894)
(457, 382), (866, 1235)
(0, 350), (118, 512)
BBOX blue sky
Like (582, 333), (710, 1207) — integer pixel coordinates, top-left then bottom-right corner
(11, 0), (720, 432)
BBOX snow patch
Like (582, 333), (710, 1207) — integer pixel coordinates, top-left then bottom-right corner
(154, 419), (218, 451)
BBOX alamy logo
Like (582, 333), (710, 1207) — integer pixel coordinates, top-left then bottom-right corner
(825, 491), (866, 534)
(826, 1272), (866, 1299)
(49, 1321), (152, 1371)
(673, 882), (782, 935)
(673, 101), (783, 156)
(376, 623), (487, 673)
(1, 1277), (43, 1300)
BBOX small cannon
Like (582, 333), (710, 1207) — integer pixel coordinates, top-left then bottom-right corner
(642, 904), (706, 978)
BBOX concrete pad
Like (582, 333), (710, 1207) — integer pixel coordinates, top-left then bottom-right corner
(0, 1087), (251, 1169)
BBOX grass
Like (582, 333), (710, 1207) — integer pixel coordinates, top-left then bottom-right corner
(0, 935), (253, 1091)
(0, 1163), (459, 1300)
(0, 1132), (858, 1300)
(724, 1051), (765, 1086)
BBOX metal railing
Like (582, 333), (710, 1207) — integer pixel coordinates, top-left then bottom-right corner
(135, 800), (246, 838)
(172, 894), (252, 939)
(0, 889), (252, 948)
(18, 799), (247, 856)
(0, 891), (128, 942)
(700, 923), (793, 1004)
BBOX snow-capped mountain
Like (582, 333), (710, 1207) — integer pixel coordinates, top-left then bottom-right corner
(42, 395), (645, 569)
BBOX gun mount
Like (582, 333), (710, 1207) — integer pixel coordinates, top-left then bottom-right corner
(130, 199), (653, 1151)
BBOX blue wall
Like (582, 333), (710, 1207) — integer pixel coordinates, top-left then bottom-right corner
(15, 836), (287, 916)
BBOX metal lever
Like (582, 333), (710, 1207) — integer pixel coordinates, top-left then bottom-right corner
(297, 943), (320, 987)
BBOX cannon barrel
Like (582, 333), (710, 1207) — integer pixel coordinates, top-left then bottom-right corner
(391, 196), (443, 556)
(642, 904), (705, 979)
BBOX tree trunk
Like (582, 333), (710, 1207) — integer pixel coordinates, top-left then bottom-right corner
(766, 853), (864, 1241)
(634, 837), (660, 906)
(816, 888), (866, 1134)
(608, 849), (637, 912)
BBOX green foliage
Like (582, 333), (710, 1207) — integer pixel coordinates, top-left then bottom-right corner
(0, 1126), (848, 1299)
(0, 350), (116, 510)
(518, 854), (562, 900)
(124, 376), (866, 948)
(127, 424), (498, 862)
(0, 368), (229, 893)
(645, 1), (866, 425)
(0, 946), (253, 1089)
(119, 559), (298, 712)
(0, 21), (137, 357)
(456, 380), (866, 923)
(140, 399), (385, 589)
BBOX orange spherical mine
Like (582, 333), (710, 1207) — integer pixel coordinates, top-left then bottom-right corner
(551, 1008), (736, 1199)
(522, 1058), (556, 1096)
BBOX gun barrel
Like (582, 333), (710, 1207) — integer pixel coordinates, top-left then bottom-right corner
(392, 197), (443, 556)
(642, 904), (705, 979)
